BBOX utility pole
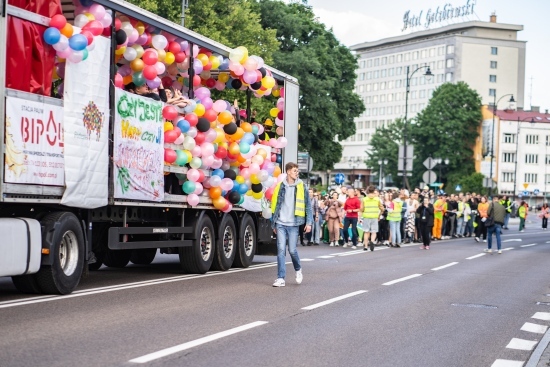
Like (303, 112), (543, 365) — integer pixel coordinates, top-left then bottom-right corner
(181, 0), (189, 27)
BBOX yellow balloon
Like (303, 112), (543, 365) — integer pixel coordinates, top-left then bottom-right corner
(272, 89), (280, 97)
(218, 72), (230, 83)
(164, 52), (175, 65)
(132, 45), (144, 59)
(250, 174), (261, 184)
(115, 46), (126, 56)
(246, 190), (253, 196)
(214, 128), (225, 144)
(270, 108), (279, 117)
(164, 122), (174, 132)
(135, 21), (145, 35)
(197, 53), (209, 66)
(84, 12), (95, 21)
(157, 49), (166, 62)
(236, 46), (249, 64)
(209, 55), (220, 70)
(194, 103), (206, 117)
(236, 176), (245, 184)
(252, 191), (263, 199)
(262, 76), (276, 89)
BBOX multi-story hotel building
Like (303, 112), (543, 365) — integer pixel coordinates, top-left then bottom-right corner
(331, 14), (526, 188)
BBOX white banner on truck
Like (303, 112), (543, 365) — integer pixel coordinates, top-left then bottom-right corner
(4, 97), (64, 186)
(113, 88), (165, 202)
(61, 36), (111, 208)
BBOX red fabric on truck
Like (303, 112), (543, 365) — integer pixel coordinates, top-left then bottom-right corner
(5, 0), (62, 96)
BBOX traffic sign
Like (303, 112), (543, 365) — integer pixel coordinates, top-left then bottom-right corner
(483, 177), (496, 188)
(423, 157), (436, 170)
(455, 185), (462, 191)
(522, 190), (529, 196)
(397, 172), (413, 176)
(334, 173), (345, 185)
(523, 183), (529, 189)
(422, 170), (436, 184)
(297, 152), (314, 172)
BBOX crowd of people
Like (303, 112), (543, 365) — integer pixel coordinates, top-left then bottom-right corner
(299, 185), (533, 253)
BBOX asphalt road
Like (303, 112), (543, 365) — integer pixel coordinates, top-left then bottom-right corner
(1, 225), (550, 367)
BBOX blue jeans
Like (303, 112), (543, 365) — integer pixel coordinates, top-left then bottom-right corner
(456, 216), (465, 236)
(389, 220), (402, 244)
(487, 224), (502, 250)
(275, 224), (301, 279)
(504, 213), (510, 228)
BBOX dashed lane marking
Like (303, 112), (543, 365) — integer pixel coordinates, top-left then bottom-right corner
(301, 290), (368, 310)
(128, 321), (268, 363)
(532, 312), (550, 321)
(491, 360), (525, 367)
(501, 247), (514, 251)
(300, 259), (315, 262)
(466, 253), (486, 260)
(431, 262), (459, 271)
(503, 239), (522, 242)
(521, 322), (549, 334)
(520, 243), (538, 247)
(382, 274), (422, 286)
(505, 338), (538, 351)
(316, 255), (335, 259)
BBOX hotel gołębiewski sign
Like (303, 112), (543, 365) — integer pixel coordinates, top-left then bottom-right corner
(402, 0), (476, 31)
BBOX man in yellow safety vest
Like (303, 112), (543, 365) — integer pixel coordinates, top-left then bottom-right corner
(360, 186), (385, 252)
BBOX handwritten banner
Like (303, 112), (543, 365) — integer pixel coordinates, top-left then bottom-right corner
(113, 89), (164, 201)
(4, 96), (64, 186)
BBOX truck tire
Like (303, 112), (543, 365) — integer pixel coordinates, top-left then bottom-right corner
(233, 214), (256, 268)
(179, 214), (215, 274)
(103, 249), (132, 268)
(35, 212), (85, 295)
(11, 275), (42, 294)
(211, 215), (237, 271)
(130, 248), (157, 265)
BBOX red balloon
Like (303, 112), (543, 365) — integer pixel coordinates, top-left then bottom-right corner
(161, 76), (173, 88)
(114, 18), (121, 31)
(265, 187), (275, 201)
(203, 109), (217, 122)
(206, 78), (216, 88)
(168, 41), (181, 54)
(197, 169), (206, 182)
(162, 105), (178, 121)
(271, 153), (277, 162)
(143, 65), (158, 80)
(83, 20), (103, 37)
(194, 131), (206, 145)
(175, 52), (186, 63)
(277, 111), (284, 120)
(164, 130), (178, 143)
(114, 73), (123, 88)
(185, 113), (198, 126)
(221, 201), (230, 212)
(50, 14), (67, 30)
(142, 50), (158, 66)
(193, 75), (201, 87)
(203, 62), (212, 71)
(215, 146), (227, 159)
(172, 127), (181, 136)
(164, 148), (177, 163)
(102, 27), (111, 37)
(227, 152), (239, 160)
(199, 47), (211, 56)
(81, 30), (94, 46)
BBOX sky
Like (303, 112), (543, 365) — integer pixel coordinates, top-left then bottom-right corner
(306, 0), (549, 112)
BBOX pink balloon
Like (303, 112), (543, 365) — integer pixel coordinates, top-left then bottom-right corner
(193, 182), (204, 195)
(220, 178), (234, 191)
(202, 155), (214, 167)
(222, 203), (233, 213)
(200, 142), (215, 157)
(278, 137), (288, 148)
(187, 193), (200, 207)
(191, 145), (202, 157)
(211, 157), (223, 169)
(201, 97), (213, 110)
(187, 168), (200, 182)
(249, 163), (260, 174)
(205, 128), (217, 143)
(212, 100), (227, 113)
(240, 168), (251, 179)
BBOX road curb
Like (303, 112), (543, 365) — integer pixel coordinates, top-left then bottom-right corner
(525, 323), (550, 367)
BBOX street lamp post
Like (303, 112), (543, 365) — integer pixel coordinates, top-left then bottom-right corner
(403, 65), (433, 189)
(512, 117), (536, 201)
(348, 158), (359, 188)
(434, 158), (449, 190)
(378, 159), (388, 189)
(490, 94), (515, 196)
(326, 169), (331, 189)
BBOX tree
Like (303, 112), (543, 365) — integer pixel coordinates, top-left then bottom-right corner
(411, 82), (482, 188)
(366, 118), (404, 186)
(256, 0), (364, 170)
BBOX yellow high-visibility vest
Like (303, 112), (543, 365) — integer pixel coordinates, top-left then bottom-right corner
(271, 181), (306, 217)
(362, 196), (380, 219)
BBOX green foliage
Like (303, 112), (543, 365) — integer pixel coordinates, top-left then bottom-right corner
(447, 172), (485, 194)
(410, 82), (482, 186)
(366, 118), (404, 184)
(125, 0), (181, 23)
(257, 0), (364, 171)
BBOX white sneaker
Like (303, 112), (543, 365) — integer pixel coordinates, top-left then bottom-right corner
(296, 269), (303, 284)
(498, 250), (502, 254)
(343, 243), (349, 248)
(357, 243), (364, 247)
(351, 246), (357, 249)
(483, 240), (487, 243)
(520, 230), (525, 233)
(484, 249), (492, 253)
(272, 278), (285, 287)
(329, 242), (334, 247)
(475, 237), (480, 242)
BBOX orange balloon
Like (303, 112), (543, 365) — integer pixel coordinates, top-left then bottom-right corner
(130, 58), (145, 72)
(217, 111), (233, 125)
(210, 120), (218, 129)
(232, 127), (244, 140)
(209, 187), (222, 199)
(213, 196), (226, 209)
(273, 166), (281, 177)
(60, 23), (74, 38)
(241, 122), (252, 133)
(237, 155), (246, 163)
(122, 75), (133, 85)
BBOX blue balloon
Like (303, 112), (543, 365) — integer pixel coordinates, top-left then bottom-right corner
(276, 154), (282, 164)
(177, 119), (190, 133)
(243, 132), (255, 145)
(219, 58), (230, 71)
(212, 169), (224, 179)
(238, 183), (249, 194)
(225, 80), (233, 90)
(69, 34), (88, 51)
(43, 27), (61, 45)
(80, 0), (94, 6)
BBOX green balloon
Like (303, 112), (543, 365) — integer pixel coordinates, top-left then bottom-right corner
(175, 150), (188, 166)
(82, 48), (89, 61)
(133, 71), (145, 86)
(182, 180), (196, 195)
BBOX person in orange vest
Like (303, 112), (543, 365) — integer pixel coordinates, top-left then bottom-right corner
(432, 194), (447, 240)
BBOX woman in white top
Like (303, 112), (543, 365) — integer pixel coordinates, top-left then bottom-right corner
(405, 192), (419, 243)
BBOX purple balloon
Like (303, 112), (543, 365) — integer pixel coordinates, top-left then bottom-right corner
(146, 77), (161, 89)
(118, 64), (131, 77)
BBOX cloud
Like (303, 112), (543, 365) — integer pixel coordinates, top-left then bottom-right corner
(313, 8), (398, 47)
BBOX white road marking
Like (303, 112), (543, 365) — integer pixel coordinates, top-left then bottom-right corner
(317, 255), (335, 259)
(491, 360), (525, 367)
(503, 239), (522, 242)
(431, 262), (459, 271)
(501, 247), (514, 251)
(338, 250), (367, 257)
(129, 321), (268, 363)
(0, 262), (280, 309)
(520, 243), (538, 247)
(383, 274), (422, 286)
(300, 258), (315, 262)
(301, 290), (368, 310)
(466, 253), (486, 260)
(506, 338), (538, 351)
(521, 322), (548, 334)
(532, 312), (550, 321)
(546, 241), (550, 243)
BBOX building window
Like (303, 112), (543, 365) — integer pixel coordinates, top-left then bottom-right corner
(421, 50), (427, 58)
(365, 96), (371, 104)
(358, 133), (363, 141)
(381, 69), (387, 78)
(446, 59), (454, 68)
(490, 61), (497, 69)
(413, 51), (419, 60)
(367, 59), (373, 68)
(365, 121), (371, 129)
(374, 58), (379, 67)
(502, 172), (515, 182)
(526, 135), (539, 145)
(546, 155), (550, 165)
(419, 90), (426, 98)
(489, 89), (496, 97)
(489, 75), (497, 83)
(525, 173), (538, 184)
(503, 133), (516, 144)
(379, 107), (385, 115)
(491, 47), (498, 55)
(380, 94), (386, 102)
(366, 84), (371, 92)
(372, 108), (378, 116)
(389, 55), (395, 64)
(525, 154), (538, 164)
(373, 95), (378, 103)
(359, 60), (366, 69)
(387, 106), (393, 114)
(411, 104), (417, 112)
(395, 92), (401, 101)
(546, 135), (550, 146)
(350, 135), (356, 142)
(388, 68), (394, 76)
(411, 91), (417, 99)
(395, 106), (400, 114)
(430, 48), (435, 57)
(358, 121), (363, 129)
(373, 70), (379, 79)
(397, 54), (402, 63)
(358, 85), (364, 93)
(411, 77), (417, 86)
(388, 81), (394, 89)
(446, 45), (455, 54)
(365, 108), (370, 116)
(405, 53), (410, 61)
(373, 83), (379, 91)
(381, 57), (387, 65)
(502, 152), (516, 163)
(366, 71), (372, 79)
(445, 72), (453, 82)
(546, 174), (550, 184)
(396, 80), (402, 88)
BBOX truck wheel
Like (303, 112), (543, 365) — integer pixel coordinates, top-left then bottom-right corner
(130, 248), (157, 265)
(103, 249), (131, 268)
(233, 214), (256, 268)
(179, 215), (215, 274)
(211, 215), (237, 271)
(11, 275), (42, 294)
(36, 212), (85, 295)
